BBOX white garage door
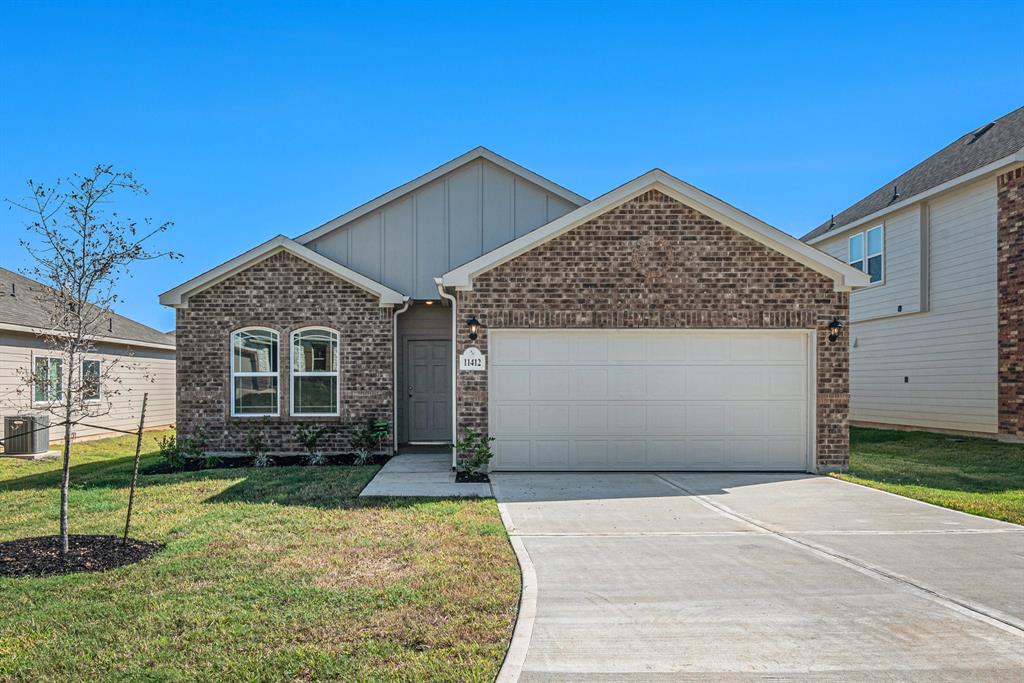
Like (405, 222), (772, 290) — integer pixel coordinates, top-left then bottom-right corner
(489, 330), (812, 471)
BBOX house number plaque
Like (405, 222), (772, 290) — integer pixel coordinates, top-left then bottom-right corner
(459, 347), (486, 371)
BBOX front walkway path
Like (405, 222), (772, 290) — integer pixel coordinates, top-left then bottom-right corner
(359, 453), (491, 498)
(491, 471), (1024, 682)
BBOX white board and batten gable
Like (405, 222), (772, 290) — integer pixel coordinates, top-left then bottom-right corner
(294, 147), (586, 300)
(441, 169), (871, 293)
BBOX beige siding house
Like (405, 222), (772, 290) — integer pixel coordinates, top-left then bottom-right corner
(803, 107), (1023, 439)
(0, 268), (176, 447)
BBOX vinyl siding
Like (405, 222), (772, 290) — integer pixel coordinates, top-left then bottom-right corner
(307, 158), (577, 299)
(818, 204), (922, 322)
(0, 332), (176, 446)
(824, 178), (999, 433)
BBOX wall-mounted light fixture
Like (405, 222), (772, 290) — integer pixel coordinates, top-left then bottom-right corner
(827, 317), (844, 343)
(467, 316), (481, 341)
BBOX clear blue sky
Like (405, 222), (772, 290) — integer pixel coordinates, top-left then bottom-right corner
(2, 1), (1021, 331)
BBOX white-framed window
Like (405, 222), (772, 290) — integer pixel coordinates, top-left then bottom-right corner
(33, 355), (63, 404)
(81, 359), (101, 402)
(848, 225), (884, 284)
(290, 327), (340, 416)
(230, 328), (279, 417)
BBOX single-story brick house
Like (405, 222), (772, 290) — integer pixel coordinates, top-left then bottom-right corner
(160, 148), (869, 472)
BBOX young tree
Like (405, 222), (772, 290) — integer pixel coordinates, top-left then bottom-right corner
(6, 165), (178, 557)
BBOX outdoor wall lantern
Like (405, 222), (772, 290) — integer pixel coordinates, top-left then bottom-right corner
(827, 317), (844, 343)
(467, 316), (481, 341)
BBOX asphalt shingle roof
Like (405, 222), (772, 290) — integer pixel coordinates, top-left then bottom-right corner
(802, 106), (1024, 241)
(0, 267), (175, 347)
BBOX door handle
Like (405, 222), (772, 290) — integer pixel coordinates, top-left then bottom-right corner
(408, 385), (414, 397)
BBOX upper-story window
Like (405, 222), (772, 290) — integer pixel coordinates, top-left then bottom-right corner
(849, 225), (884, 284)
(231, 328), (279, 416)
(291, 328), (340, 416)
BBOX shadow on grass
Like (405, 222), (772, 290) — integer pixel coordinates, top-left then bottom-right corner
(849, 427), (1024, 494)
(1, 452), (463, 512)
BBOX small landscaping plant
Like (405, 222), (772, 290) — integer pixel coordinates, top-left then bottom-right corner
(295, 423), (332, 466)
(455, 427), (495, 482)
(157, 426), (208, 471)
(350, 419), (389, 465)
(245, 420), (271, 467)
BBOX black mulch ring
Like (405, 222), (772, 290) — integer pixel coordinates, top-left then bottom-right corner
(455, 471), (490, 483)
(0, 535), (164, 578)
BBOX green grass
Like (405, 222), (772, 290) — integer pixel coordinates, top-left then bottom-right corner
(835, 427), (1024, 525)
(0, 431), (520, 682)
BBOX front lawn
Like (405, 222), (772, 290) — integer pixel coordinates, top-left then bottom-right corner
(836, 427), (1024, 525)
(0, 431), (519, 682)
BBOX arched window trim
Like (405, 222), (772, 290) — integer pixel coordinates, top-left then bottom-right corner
(230, 327), (280, 418)
(290, 326), (341, 417)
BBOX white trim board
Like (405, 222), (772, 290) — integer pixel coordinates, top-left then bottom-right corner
(441, 169), (871, 292)
(294, 147), (588, 245)
(804, 150), (1024, 245)
(159, 235), (408, 308)
(0, 321), (176, 351)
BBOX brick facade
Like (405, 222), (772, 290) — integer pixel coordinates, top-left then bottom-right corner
(997, 167), (1024, 437)
(176, 251), (393, 454)
(455, 190), (852, 471)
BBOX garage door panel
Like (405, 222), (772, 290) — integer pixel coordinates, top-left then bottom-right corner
(490, 331), (810, 471)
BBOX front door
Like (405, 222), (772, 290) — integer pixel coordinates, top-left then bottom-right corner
(406, 340), (452, 442)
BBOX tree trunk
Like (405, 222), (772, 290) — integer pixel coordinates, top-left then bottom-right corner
(123, 393), (148, 545)
(60, 403), (73, 558)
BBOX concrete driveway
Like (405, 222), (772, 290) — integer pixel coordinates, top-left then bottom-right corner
(490, 472), (1024, 682)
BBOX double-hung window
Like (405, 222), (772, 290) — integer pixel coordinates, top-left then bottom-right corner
(849, 225), (884, 284)
(231, 328), (279, 416)
(82, 359), (101, 402)
(33, 356), (63, 404)
(291, 328), (339, 416)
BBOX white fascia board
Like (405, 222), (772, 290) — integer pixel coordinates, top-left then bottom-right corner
(0, 322), (176, 351)
(293, 147), (587, 245)
(806, 150), (1024, 246)
(159, 235), (408, 308)
(442, 169), (871, 292)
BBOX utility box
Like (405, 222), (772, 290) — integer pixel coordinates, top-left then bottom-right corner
(3, 414), (50, 455)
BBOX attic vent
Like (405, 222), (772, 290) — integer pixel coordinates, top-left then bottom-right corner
(108, 318), (113, 333)
(9, 283), (14, 297)
(969, 122), (995, 143)
(890, 184), (901, 204)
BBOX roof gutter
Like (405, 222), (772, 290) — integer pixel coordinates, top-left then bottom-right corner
(0, 321), (176, 351)
(806, 149), (1024, 245)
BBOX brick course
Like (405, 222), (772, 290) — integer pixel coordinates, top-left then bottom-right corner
(175, 251), (393, 454)
(997, 167), (1024, 437)
(455, 190), (852, 471)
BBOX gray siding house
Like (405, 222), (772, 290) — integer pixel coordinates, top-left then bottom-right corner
(0, 267), (176, 446)
(162, 148), (870, 472)
(803, 107), (1023, 440)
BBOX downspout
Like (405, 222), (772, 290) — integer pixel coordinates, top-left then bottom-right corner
(434, 277), (458, 470)
(392, 299), (411, 454)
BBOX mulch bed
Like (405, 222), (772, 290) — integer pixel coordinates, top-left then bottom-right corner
(0, 535), (163, 578)
(142, 453), (390, 474)
(455, 471), (490, 483)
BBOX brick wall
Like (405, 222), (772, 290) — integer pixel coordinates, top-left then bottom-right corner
(455, 189), (851, 471)
(997, 167), (1024, 437)
(176, 251), (393, 454)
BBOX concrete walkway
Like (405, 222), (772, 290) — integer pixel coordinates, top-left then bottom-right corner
(359, 453), (491, 498)
(491, 472), (1024, 682)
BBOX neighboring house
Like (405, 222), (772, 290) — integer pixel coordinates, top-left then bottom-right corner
(161, 148), (869, 472)
(0, 267), (177, 445)
(802, 107), (1024, 440)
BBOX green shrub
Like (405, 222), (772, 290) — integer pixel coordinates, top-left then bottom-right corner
(455, 428), (495, 474)
(350, 419), (389, 465)
(295, 423), (332, 466)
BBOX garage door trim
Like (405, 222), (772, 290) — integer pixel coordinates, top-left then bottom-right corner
(486, 329), (817, 472)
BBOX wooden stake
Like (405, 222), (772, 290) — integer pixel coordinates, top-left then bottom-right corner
(123, 393), (148, 545)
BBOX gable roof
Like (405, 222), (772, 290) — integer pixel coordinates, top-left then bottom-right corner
(0, 267), (176, 349)
(159, 235), (408, 308)
(293, 146), (588, 245)
(441, 169), (871, 292)
(803, 106), (1024, 243)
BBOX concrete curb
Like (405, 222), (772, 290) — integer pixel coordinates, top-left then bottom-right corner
(492, 478), (537, 683)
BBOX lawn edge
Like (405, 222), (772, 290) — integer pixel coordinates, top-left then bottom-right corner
(490, 477), (535, 683)
(829, 473), (1024, 528)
